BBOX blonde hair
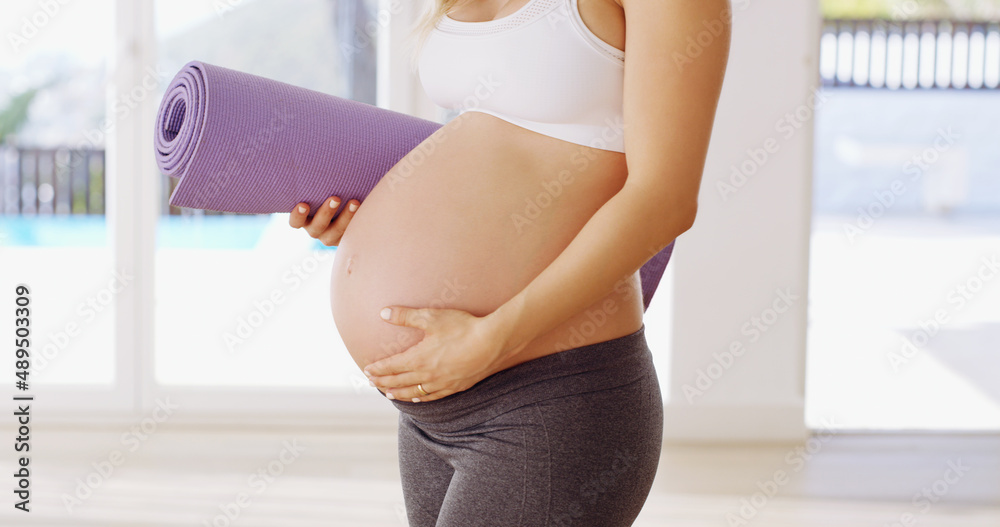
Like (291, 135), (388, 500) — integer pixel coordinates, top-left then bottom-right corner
(408, 0), (466, 73)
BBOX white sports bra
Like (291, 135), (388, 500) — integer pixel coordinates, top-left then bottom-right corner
(418, 0), (626, 153)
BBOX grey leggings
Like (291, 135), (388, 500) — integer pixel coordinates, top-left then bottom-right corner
(390, 324), (663, 526)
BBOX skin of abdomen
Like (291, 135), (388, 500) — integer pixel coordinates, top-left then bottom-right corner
(330, 112), (645, 371)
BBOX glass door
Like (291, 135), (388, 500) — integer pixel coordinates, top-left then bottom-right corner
(807, 16), (1000, 430)
(150, 0), (387, 416)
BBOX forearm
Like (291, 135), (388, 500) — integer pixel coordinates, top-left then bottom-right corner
(487, 180), (696, 359)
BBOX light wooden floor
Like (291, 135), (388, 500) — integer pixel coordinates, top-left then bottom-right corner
(4, 424), (999, 526)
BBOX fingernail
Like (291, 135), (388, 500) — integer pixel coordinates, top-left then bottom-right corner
(348, 202), (358, 212)
(329, 199), (339, 208)
(380, 307), (391, 320)
(297, 205), (306, 213)
(386, 392), (395, 400)
(412, 398), (421, 403)
(368, 379), (375, 387)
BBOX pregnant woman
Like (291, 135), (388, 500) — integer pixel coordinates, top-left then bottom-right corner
(290, 0), (730, 524)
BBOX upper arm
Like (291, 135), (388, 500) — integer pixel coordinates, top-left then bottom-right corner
(620, 0), (732, 217)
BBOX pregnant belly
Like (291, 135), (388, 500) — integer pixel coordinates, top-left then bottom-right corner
(330, 112), (644, 370)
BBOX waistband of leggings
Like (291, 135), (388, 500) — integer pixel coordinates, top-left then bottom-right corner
(391, 323), (653, 429)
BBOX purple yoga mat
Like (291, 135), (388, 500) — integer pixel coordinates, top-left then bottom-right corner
(153, 60), (674, 310)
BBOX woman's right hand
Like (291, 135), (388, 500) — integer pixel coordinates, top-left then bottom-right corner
(288, 195), (360, 247)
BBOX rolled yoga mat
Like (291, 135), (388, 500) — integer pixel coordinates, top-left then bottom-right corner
(153, 60), (674, 311)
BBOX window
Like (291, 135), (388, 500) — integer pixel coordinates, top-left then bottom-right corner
(1, 0), (404, 420)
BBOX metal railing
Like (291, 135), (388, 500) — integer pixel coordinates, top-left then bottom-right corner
(0, 146), (105, 215)
(0, 146), (253, 216)
(821, 18), (1000, 89)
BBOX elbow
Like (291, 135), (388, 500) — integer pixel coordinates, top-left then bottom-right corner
(675, 201), (698, 235)
(625, 184), (697, 239)
(652, 201), (695, 253)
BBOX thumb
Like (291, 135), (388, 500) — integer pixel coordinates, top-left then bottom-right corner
(380, 305), (432, 329)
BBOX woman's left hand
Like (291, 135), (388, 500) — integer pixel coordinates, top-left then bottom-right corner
(363, 305), (511, 403)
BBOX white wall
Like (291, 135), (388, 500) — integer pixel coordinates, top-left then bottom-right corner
(665, 0), (820, 442)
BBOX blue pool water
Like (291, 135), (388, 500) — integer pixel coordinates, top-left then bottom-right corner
(0, 215), (336, 250)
